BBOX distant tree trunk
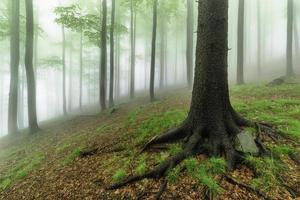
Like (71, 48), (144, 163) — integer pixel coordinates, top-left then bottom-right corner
(256, 0), (261, 76)
(287, 0), (294, 77)
(115, 27), (120, 98)
(159, 17), (166, 89)
(130, 0), (136, 99)
(186, 0), (194, 88)
(109, 0), (115, 107)
(237, 0), (245, 85)
(294, 13), (300, 64)
(68, 47), (73, 112)
(34, 13), (38, 78)
(150, 0), (158, 101)
(175, 23), (178, 84)
(25, 0), (39, 133)
(79, 31), (83, 109)
(8, 0), (20, 134)
(18, 66), (24, 129)
(62, 26), (67, 115)
(100, 0), (107, 111)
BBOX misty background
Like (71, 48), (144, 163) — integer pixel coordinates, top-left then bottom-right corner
(0, 0), (299, 136)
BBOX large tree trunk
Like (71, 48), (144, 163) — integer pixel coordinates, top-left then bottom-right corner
(130, 0), (136, 99)
(8, 0), (20, 134)
(286, 0), (294, 77)
(237, 0), (245, 85)
(150, 0), (158, 101)
(109, 0), (278, 193)
(62, 26), (67, 115)
(100, 0), (107, 111)
(109, 0), (115, 107)
(256, 0), (261, 76)
(186, 0), (194, 88)
(25, 0), (39, 133)
(79, 31), (83, 109)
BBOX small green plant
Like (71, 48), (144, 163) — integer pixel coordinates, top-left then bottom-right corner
(61, 147), (82, 165)
(169, 144), (182, 156)
(0, 178), (11, 190)
(184, 158), (199, 173)
(136, 155), (147, 175)
(112, 169), (126, 183)
(206, 157), (226, 174)
(245, 155), (284, 192)
(268, 144), (296, 157)
(184, 157), (225, 195)
(167, 167), (181, 183)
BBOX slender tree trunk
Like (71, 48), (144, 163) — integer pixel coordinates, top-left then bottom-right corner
(109, 0), (115, 107)
(68, 47), (72, 112)
(159, 17), (166, 89)
(287, 0), (294, 77)
(8, 0), (20, 134)
(34, 13), (38, 78)
(18, 65), (24, 129)
(256, 0), (261, 76)
(100, 0), (107, 111)
(175, 24), (178, 84)
(294, 13), (300, 65)
(237, 0), (245, 85)
(79, 31), (83, 109)
(25, 0), (39, 133)
(115, 28), (120, 99)
(186, 0), (194, 88)
(130, 0), (136, 99)
(150, 0), (158, 101)
(62, 26), (67, 115)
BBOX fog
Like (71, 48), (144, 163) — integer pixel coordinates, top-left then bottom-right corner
(0, 0), (299, 136)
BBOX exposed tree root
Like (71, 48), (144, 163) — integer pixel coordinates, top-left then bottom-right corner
(278, 176), (299, 198)
(223, 175), (271, 200)
(106, 113), (290, 199)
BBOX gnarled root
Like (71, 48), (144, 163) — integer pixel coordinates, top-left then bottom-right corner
(106, 112), (283, 198)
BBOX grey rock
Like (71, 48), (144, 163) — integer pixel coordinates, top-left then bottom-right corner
(235, 131), (259, 155)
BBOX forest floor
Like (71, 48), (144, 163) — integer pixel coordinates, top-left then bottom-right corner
(0, 84), (300, 200)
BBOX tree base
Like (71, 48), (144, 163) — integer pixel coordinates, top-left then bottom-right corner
(106, 114), (286, 199)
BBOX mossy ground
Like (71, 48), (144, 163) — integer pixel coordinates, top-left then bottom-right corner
(0, 84), (299, 199)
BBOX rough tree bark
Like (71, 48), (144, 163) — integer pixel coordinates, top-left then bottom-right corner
(286, 0), (294, 77)
(150, 0), (158, 101)
(25, 0), (39, 133)
(237, 0), (245, 85)
(186, 0), (194, 88)
(8, 0), (20, 134)
(100, 0), (107, 111)
(108, 0), (281, 197)
(109, 0), (115, 107)
(62, 25), (67, 115)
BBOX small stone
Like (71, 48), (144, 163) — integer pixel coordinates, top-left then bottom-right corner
(235, 131), (259, 155)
